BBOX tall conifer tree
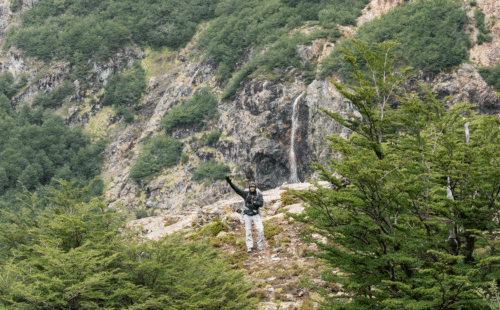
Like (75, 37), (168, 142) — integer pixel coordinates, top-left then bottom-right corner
(291, 40), (500, 309)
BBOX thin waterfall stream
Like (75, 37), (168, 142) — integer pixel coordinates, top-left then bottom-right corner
(289, 91), (305, 183)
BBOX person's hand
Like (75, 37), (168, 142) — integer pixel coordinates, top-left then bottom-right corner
(225, 176), (232, 183)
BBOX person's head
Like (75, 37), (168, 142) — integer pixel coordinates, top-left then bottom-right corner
(249, 181), (256, 193)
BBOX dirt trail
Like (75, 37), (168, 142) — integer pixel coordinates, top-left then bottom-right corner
(128, 181), (338, 309)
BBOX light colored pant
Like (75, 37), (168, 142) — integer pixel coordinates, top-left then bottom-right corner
(243, 214), (264, 250)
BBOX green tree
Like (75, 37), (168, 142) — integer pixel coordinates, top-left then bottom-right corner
(192, 159), (231, 183)
(0, 182), (255, 309)
(162, 88), (219, 132)
(129, 135), (183, 181)
(291, 40), (500, 309)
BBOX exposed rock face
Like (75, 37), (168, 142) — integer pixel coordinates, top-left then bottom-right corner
(89, 46), (145, 89)
(357, 0), (406, 27)
(306, 79), (357, 168)
(219, 80), (309, 189)
(432, 63), (500, 114)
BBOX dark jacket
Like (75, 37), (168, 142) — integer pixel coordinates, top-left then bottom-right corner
(227, 181), (264, 216)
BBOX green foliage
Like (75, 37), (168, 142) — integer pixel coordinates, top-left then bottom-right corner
(322, 0), (469, 78)
(202, 130), (222, 147)
(470, 0), (477, 6)
(32, 80), (75, 108)
(181, 152), (189, 164)
(222, 31), (318, 99)
(479, 61), (500, 92)
(0, 72), (28, 99)
(6, 0), (221, 63)
(192, 159), (230, 183)
(135, 208), (149, 219)
(302, 61), (315, 85)
(292, 40), (500, 309)
(102, 61), (146, 122)
(0, 104), (104, 213)
(0, 182), (256, 309)
(263, 221), (283, 247)
(475, 8), (492, 45)
(477, 33), (493, 45)
(129, 135), (183, 181)
(199, 218), (228, 237)
(10, 0), (23, 12)
(199, 0), (348, 85)
(162, 88), (218, 132)
(475, 8), (490, 35)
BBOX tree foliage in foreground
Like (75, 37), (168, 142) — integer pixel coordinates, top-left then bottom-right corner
(291, 40), (500, 309)
(0, 182), (255, 309)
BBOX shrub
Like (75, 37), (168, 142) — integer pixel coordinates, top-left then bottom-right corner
(302, 61), (315, 85)
(0, 185), (256, 309)
(202, 130), (222, 147)
(322, 0), (470, 77)
(10, 0), (23, 12)
(479, 61), (500, 92)
(32, 81), (75, 108)
(192, 159), (230, 182)
(477, 33), (493, 45)
(162, 88), (218, 132)
(0, 72), (27, 99)
(129, 136), (183, 181)
(470, 0), (477, 6)
(102, 61), (146, 121)
(181, 153), (189, 164)
(135, 209), (148, 219)
(0, 107), (105, 213)
(474, 8), (490, 35)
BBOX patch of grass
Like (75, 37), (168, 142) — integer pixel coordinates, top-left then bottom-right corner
(181, 153), (189, 164)
(263, 221), (284, 247)
(219, 232), (237, 245)
(247, 289), (268, 301)
(227, 251), (249, 269)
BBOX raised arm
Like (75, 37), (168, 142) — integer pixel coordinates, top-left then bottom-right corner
(225, 176), (246, 198)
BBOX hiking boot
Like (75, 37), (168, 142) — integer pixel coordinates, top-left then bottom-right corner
(257, 247), (263, 251)
(247, 248), (253, 253)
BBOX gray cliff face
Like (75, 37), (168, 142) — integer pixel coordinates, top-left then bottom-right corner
(432, 64), (500, 114)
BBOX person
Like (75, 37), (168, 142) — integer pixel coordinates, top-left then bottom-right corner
(225, 176), (264, 253)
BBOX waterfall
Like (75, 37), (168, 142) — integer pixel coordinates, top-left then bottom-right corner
(289, 91), (305, 184)
(189, 69), (200, 87)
